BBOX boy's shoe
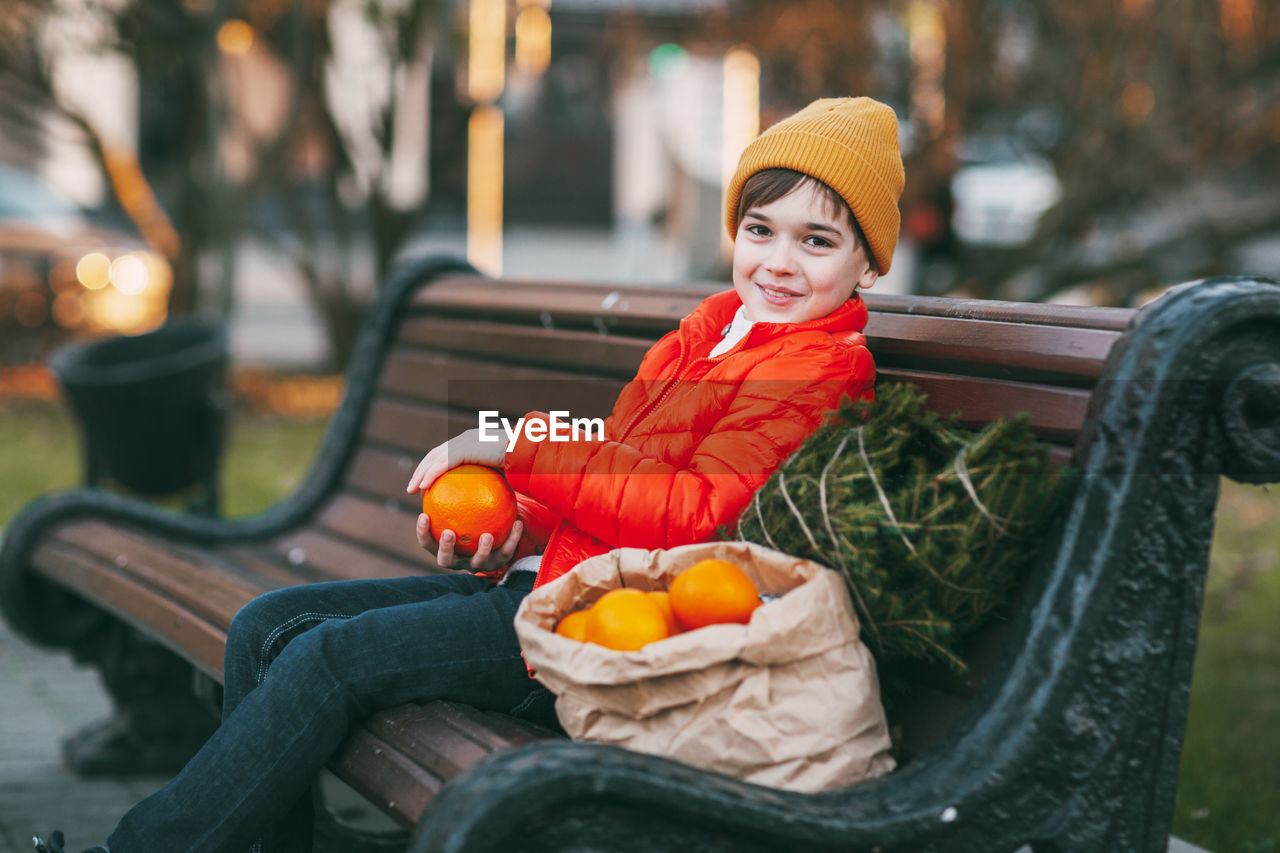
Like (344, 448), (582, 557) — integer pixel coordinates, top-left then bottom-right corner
(31, 831), (108, 853)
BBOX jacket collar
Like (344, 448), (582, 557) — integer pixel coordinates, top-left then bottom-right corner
(683, 288), (869, 347)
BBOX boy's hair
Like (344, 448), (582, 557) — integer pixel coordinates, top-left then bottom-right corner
(735, 168), (877, 272)
(725, 97), (905, 274)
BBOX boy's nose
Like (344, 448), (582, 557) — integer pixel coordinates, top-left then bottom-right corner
(764, 241), (798, 275)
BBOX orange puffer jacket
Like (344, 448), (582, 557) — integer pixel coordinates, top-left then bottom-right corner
(503, 288), (875, 589)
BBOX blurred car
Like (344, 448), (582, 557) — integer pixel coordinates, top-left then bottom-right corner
(950, 157), (1061, 248)
(0, 164), (171, 359)
(948, 133), (1062, 249)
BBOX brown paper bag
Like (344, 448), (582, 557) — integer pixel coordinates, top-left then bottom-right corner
(514, 541), (896, 792)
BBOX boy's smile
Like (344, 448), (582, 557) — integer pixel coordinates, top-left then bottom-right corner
(732, 181), (878, 325)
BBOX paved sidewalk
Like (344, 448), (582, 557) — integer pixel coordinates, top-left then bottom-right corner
(0, 619), (167, 853)
(0, 620), (397, 853)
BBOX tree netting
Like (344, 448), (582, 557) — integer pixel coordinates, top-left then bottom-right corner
(735, 383), (1077, 674)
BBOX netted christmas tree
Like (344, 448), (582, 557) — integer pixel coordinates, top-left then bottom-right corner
(735, 383), (1077, 675)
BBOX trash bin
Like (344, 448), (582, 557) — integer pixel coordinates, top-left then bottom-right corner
(49, 318), (229, 515)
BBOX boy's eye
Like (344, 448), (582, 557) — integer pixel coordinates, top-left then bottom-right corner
(745, 224), (771, 237)
(804, 235), (834, 248)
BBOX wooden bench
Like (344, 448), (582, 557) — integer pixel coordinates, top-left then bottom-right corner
(2, 255), (1277, 852)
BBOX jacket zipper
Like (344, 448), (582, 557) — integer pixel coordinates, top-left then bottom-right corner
(536, 334), (692, 591)
(618, 335), (690, 440)
(617, 316), (758, 440)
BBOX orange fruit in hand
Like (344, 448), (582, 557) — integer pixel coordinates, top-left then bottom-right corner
(646, 590), (681, 636)
(668, 559), (761, 630)
(421, 464), (517, 556)
(554, 609), (589, 641)
(584, 588), (670, 651)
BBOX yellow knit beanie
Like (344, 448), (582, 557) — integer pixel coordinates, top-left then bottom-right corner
(725, 97), (905, 274)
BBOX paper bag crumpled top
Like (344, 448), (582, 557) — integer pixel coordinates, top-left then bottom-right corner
(515, 540), (896, 792)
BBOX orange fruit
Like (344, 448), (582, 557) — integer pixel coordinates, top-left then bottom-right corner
(646, 590), (681, 636)
(554, 609), (589, 641)
(668, 559), (761, 630)
(421, 464), (517, 556)
(584, 588), (670, 651)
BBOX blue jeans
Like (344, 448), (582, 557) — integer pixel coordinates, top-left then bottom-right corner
(107, 571), (556, 853)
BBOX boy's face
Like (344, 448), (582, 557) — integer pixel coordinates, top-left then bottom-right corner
(732, 181), (878, 325)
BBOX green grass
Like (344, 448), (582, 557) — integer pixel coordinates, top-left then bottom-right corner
(0, 400), (1277, 848)
(216, 410), (331, 518)
(0, 402), (81, 525)
(1172, 479), (1280, 852)
(0, 399), (328, 523)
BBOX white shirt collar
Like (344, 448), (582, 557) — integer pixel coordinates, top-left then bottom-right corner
(709, 305), (757, 357)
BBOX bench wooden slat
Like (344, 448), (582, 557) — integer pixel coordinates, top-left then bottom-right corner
(366, 704), (499, 781)
(412, 277), (706, 334)
(398, 317), (650, 378)
(29, 541), (228, 678)
(345, 447), (423, 511)
(877, 368), (1092, 444)
(441, 703), (560, 747)
(319, 494), (426, 566)
(332, 700), (559, 827)
(267, 528), (429, 581)
(865, 313), (1120, 382)
(218, 543), (341, 588)
(378, 349), (625, 420)
(866, 291), (1134, 330)
(50, 521), (262, 626)
(207, 543), (332, 590)
(361, 398), (472, 456)
(331, 727), (445, 828)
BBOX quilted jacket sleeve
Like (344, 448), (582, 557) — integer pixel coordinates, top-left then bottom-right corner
(505, 343), (874, 549)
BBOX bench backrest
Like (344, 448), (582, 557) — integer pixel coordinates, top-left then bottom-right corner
(310, 274), (1133, 580)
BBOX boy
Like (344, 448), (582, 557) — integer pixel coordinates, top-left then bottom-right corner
(408, 97), (903, 589)
(37, 96), (904, 853)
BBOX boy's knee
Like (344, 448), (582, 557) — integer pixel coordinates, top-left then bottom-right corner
(226, 589), (290, 651)
(266, 619), (370, 707)
(225, 588), (348, 684)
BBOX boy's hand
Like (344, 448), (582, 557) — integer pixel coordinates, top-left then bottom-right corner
(416, 513), (524, 573)
(406, 428), (505, 495)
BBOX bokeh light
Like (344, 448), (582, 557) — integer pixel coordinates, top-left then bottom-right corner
(217, 19), (254, 55)
(76, 252), (112, 290)
(1122, 82), (1155, 125)
(469, 0), (506, 103)
(110, 254), (150, 295)
(648, 44), (686, 79)
(515, 7), (552, 76)
(89, 288), (151, 331)
(467, 105), (504, 275)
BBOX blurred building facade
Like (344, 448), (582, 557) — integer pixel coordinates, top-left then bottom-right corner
(11, 0), (1269, 368)
(9, 0), (923, 305)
